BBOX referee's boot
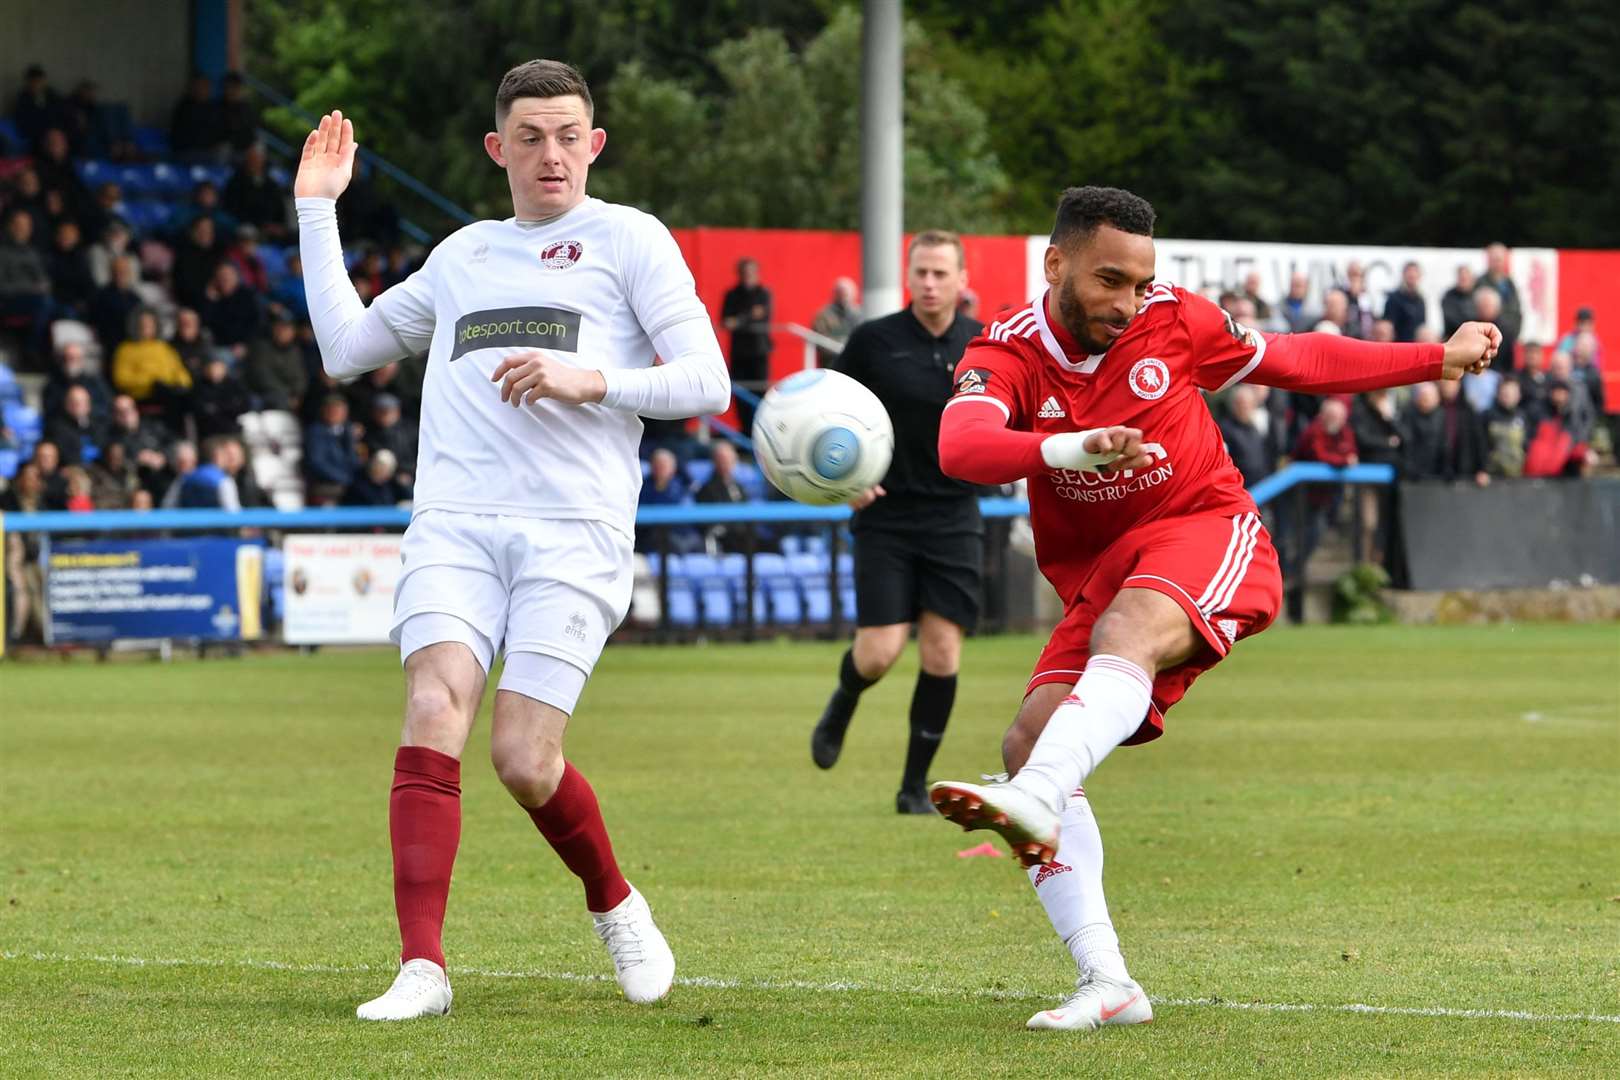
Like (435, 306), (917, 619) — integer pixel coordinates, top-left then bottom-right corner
(811, 691), (857, 769)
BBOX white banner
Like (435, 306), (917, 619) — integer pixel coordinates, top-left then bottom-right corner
(282, 533), (402, 645)
(1024, 236), (1560, 343)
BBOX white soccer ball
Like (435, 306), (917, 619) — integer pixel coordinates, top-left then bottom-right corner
(750, 369), (894, 506)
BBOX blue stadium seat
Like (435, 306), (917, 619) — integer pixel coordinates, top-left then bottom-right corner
(685, 459), (713, 490)
(780, 534), (803, 556)
(789, 553), (831, 623)
(117, 164), (161, 195)
(149, 162), (189, 195)
(133, 126), (169, 157)
(76, 159), (109, 185)
(753, 552), (802, 625)
(734, 463), (768, 500)
(3, 403), (41, 443)
(680, 553), (734, 627)
(258, 245), (290, 282)
(0, 448), (19, 480)
(804, 533), (829, 556)
(125, 199), (174, 233)
(0, 117), (20, 153)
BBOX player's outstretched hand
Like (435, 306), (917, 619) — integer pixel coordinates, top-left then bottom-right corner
(1440, 321), (1502, 379)
(491, 351), (608, 407)
(848, 484), (885, 511)
(294, 110), (357, 200)
(1041, 426), (1154, 473)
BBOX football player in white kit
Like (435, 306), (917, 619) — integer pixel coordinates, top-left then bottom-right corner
(294, 60), (730, 1020)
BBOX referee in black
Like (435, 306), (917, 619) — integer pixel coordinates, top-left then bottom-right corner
(811, 230), (985, 813)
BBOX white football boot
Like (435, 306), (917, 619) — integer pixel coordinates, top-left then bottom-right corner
(355, 957), (453, 1021)
(929, 779), (1061, 868)
(592, 885), (675, 1004)
(1027, 971), (1153, 1030)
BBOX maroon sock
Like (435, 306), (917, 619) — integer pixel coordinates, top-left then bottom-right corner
(525, 761), (631, 913)
(390, 745), (461, 968)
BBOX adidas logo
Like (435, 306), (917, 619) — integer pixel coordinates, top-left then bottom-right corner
(1033, 860), (1073, 887)
(1037, 396), (1066, 419)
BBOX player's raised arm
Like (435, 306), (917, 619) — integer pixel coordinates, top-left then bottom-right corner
(294, 111), (419, 380)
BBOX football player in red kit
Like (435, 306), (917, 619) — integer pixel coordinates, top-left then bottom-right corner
(928, 187), (1500, 1031)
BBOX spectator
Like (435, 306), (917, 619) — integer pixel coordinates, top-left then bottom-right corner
(222, 144), (288, 241)
(169, 306), (219, 375)
(1240, 270), (1270, 321)
(1290, 398), (1358, 575)
(1478, 243), (1522, 372)
(957, 286), (980, 321)
(224, 224), (270, 294)
(1216, 384), (1276, 487)
(1524, 380), (1596, 479)
(1370, 318), (1396, 344)
(1351, 389), (1402, 563)
(5, 167), (49, 242)
(635, 447), (700, 553)
(158, 439), (200, 508)
(42, 340), (114, 423)
(811, 277), (862, 366)
(63, 79), (131, 160)
(1402, 381), (1488, 486)
(721, 257), (772, 430)
(88, 252), (144, 356)
(1440, 265), (1476, 338)
(169, 435), (241, 509)
(1278, 271), (1316, 332)
(1483, 378), (1529, 478)
(169, 74), (219, 158)
(362, 392), (417, 486)
(12, 64), (64, 146)
(172, 214), (223, 309)
(61, 465), (94, 512)
(1319, 288), (1353, 337)
(111, 308), (192, 407)
(1519, 341), (1550, 413)
(1563, 331), (1606, 419)
(1555, 308), (1603, 368)
(1, 460), (46, 642)
(270, 252), (309, 320)
(1382, 261), (1426, 342)
(1339, 261), (1374, 339)
(189, 355), (251, 440)
(694, 440), (751, 553)
(303, 394), (360, 505)
(222, 437), (268, 508)
(200, 261), (262, 351)
(0, 206), (52, 356)
(245, 314), (307, 412)
(382, 245), (415, 289)
(344, 360), (401, 426)
(33, 128), (89, 219)
(106, 394), (172, 493)
(31, 440), (67, 508)
(216, 73), (259, 155)
(81, 183), (130, 249)
(1541, 350), (1596, 446)
(87, 440), (139, 508)
(343, 447), (409, 506)
(45, 218), (96, 315)
(43, 385), (105, 466)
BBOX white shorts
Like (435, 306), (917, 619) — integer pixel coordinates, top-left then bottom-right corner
(391, 510), (633, 698)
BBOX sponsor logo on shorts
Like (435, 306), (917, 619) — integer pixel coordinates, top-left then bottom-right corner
(1033, 860), (1072, 887)
(1129, 357), (1170, 400)
(450, 305), (582, 360)
(565, 611), (587, 642)
(539, 239), (584, 270)
(954, 368), (992, 395)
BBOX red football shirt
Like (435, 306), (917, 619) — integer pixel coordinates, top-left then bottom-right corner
(939, 285), (1442, 601)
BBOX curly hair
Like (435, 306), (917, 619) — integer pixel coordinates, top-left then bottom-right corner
(1050, 186), (1156, 249)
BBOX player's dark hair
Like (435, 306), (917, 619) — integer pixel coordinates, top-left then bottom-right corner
(1050, 186), (1156, 250)
(496, 60), (593, 127)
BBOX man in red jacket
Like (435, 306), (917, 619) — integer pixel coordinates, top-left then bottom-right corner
(926, 186), (1499, 1032)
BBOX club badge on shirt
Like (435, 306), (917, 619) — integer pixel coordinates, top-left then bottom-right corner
(540, 240), (584, 270)
(1128, 357), (1170, 400)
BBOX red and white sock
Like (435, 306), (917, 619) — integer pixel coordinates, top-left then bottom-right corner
(390, 745), (462, 968)
(1013, 655), (1153, 811)
(1028, 789), (1128, 980)
(524, 762), (631, 913)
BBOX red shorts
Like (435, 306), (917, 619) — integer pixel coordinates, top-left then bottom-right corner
(1027, 511), (1282, 744)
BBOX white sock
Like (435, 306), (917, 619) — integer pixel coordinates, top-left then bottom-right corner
(1027, 790), (1128, 980)
(1012, 655), (1153, 811)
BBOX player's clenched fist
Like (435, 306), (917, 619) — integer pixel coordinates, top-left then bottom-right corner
(294, 111), (357, 200)
(1440, 321), (1503, 380)
(491, 351), (607, 407)
(1040, 425), (1154, 473)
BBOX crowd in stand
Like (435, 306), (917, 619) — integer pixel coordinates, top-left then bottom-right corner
(0, 64), (417, 519)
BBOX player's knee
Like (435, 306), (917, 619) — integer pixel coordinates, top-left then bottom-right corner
(491, 742), (565, 806)
(402, 682), (471, 753)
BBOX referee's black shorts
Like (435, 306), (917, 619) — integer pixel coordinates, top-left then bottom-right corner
(853, 528), (983, 631)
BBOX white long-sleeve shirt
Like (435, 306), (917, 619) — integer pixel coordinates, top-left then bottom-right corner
(297, 196), (729, 536)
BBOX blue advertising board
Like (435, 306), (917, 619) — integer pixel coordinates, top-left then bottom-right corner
(44, 538), (263, 644)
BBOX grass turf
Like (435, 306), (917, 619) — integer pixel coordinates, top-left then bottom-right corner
(1, 624), (1617, 1077)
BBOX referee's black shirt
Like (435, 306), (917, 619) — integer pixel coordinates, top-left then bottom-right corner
(836, 306), (984, 534)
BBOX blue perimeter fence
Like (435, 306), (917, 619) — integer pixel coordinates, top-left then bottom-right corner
(1, 463), (1393, 643)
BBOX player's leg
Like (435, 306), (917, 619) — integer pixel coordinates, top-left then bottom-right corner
(497, 517), (673, 1003)
(812, 529), (915, 769)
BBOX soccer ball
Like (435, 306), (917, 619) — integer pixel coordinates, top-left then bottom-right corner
(750, 369), (894, 506)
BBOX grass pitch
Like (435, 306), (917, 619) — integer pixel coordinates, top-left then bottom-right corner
(2, 624), (1617, 1077)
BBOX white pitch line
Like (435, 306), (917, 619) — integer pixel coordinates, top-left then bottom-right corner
(4, 950), (1617, 1026)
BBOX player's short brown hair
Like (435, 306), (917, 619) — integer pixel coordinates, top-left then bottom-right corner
(496, 60), (594, 128)
(1050, 186), (1155, 250)
(908, 229), (964, 268)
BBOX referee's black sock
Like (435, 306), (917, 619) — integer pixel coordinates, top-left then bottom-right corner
(812, 649), (875, 768)
(901, 671), (957, 793)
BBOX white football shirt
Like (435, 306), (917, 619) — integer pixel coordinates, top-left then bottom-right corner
(371, 198), (710, 537)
